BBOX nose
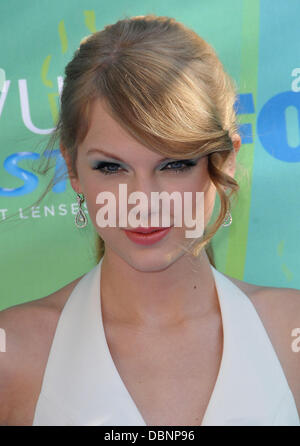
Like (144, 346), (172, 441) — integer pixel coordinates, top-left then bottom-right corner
(125, 174), (167, 227)
(128, 173), (161, 197)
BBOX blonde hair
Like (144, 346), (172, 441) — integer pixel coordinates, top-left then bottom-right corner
(7, 14), (243, 267)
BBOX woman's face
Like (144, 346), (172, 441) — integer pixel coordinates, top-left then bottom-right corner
(61, 98), (238, 272)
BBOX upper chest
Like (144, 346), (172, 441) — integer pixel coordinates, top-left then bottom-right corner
(101, 311), (224, 425)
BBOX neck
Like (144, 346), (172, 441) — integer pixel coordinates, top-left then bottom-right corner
(100, 248), (219, 330)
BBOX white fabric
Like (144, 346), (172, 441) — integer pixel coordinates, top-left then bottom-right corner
(32, 258), (300, 426)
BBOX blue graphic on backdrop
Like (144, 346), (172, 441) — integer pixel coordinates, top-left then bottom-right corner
(0, 151), (67, 197)
(0, 152), (40, 196)
(257, 91), (300, 162)
(235, 93), (255, 144)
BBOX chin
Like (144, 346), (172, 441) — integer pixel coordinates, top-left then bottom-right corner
(127, 258), (175, 273)
(112, 243), (184, 273)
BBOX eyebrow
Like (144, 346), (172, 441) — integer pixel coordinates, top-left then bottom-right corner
(86, 147), (173, 164)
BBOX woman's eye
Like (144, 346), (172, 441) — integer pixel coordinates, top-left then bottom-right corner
(162, 160), (197, 173)
(92, 159), (198, 176)
(93, 162), (122, 175)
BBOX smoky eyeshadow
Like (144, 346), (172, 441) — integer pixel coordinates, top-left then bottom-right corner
(159, 158), (200, 169)
(90, 156), (202, 171)
(90, 160), (125, 169)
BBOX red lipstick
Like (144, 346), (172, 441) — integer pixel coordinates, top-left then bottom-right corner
(123, 226), (172, 245)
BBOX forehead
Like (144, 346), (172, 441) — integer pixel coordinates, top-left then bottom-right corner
(80, 98), (164, 163)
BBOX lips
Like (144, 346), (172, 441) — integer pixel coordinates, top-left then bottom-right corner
(123, 226), (172, 245)
(125, 227), (169, 234)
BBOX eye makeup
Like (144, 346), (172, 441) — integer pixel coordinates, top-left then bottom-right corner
(89, 155), (204, 176)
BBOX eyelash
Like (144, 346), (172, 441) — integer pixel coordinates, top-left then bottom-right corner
(92, 160), (198, 176)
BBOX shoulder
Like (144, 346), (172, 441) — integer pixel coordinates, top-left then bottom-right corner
(223, 272), (300, 335)
(0, 271), (85, 350)
(223, 272), (300, 417)
(250, 284), (300, 417)
(223, 271), (300, 360)
(221, 270), (300, 311)
(0, 273), (84, 425)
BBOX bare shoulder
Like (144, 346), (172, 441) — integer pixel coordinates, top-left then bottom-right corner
(222, 271), (300, 329)
(223, 272), (300, 417)
(223, 271), (300, 357)
(0, 272), (85, 425)
(0, 271), (85, 346)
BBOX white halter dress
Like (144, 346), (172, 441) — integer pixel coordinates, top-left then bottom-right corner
(32, 257), (300, 426)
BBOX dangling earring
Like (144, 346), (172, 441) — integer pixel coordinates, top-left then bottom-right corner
(222, 209), (232, 227)
(75, 192), (88, 228)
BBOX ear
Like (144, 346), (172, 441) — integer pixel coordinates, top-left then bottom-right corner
(225, 133), (241, 178)
(232, 133), (241, 152)
(59, 143), (81, 194)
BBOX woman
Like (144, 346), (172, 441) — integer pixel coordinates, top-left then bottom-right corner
(0, 14), (299, 426)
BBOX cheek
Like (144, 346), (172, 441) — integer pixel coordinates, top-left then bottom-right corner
(181, 171), (216, 228)
(203, 182), (217, 222)
(181, 167), (214, 201)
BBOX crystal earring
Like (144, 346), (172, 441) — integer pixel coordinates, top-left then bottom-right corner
(222, 210), (232, 227)
(75, 192), (88, 228)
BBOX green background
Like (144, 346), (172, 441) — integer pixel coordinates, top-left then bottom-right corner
(1, 0), (299, 310)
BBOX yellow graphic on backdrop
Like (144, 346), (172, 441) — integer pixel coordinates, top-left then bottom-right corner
(41, 11), (97, 125)
(58, 20), (68, 54)
(277, 240), (294, 281)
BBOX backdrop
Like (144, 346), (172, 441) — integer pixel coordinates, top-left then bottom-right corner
(1, 0), (300, 310)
